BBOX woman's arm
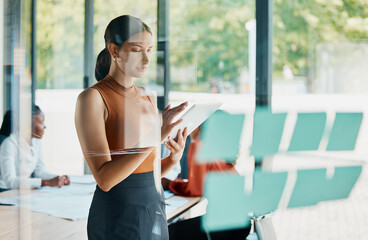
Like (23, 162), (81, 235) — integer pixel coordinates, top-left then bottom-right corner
(75, 88), (153, 192)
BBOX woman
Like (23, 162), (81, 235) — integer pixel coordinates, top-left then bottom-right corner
(168, 125), (236, 197)
(0, 110), (12, 146)
(0, 105), (70, 192)
(75, 15), (188, 239)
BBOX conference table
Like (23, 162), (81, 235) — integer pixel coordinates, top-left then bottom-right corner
(0, 179), (206, 240)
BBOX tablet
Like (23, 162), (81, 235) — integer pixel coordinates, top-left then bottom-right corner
(167, 102), (222, 140)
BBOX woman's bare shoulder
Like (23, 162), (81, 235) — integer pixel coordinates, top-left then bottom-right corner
(77, 88), (103, 104)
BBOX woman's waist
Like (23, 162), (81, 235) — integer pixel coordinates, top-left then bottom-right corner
(110, 147), (157, 174)
(93, 171), (162, 205)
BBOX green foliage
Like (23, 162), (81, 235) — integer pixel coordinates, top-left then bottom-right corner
(169, 0), (368, 92)
(36, 0), (368, 91)
(37, 0), (156, 89)
(170, 0), (254, 92)
(36, 0), (84, 89)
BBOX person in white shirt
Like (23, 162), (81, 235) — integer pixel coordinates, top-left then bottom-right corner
(0, 110), (11, 146)
(0, 105), (70, 191)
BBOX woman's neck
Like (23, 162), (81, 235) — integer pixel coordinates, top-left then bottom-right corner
(108, 68), (134, 89)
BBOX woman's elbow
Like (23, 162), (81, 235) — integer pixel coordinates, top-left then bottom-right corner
(97, 181), (112, 192)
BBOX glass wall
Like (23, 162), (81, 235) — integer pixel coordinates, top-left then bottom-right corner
(271, 2), (368, 238)
(0, 0), (368, 239)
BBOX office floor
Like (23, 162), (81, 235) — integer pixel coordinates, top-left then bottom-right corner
(271, 160), (368, 239)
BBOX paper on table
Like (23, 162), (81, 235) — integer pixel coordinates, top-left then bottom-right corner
(202, 171), (287, 232)
(250, 109), (286, 160)
(69, 175), (96, 184)
(0, 184), (95, 221)
(197, 110), (245, 163)
(165, 205), (177, 216)
(164, 190), (174, 199)
(38, 184), (96, 195)
(288, 166), (362, 208)
(326, 112), (363, 151)
(165, 195), (189, 216)
(288, 112), (326, 151)
(166, 195), (189, 207)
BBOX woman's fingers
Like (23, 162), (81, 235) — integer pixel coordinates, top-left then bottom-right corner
(171, 102), (188, 111)
(183, 127), (189, 140)
(163, 104), (171, 113)
(164, 141), (174, 152)
(170, 119), (183, 129)
(62, 175), (70, 185)
(168, 135), (180, 150)
(57, 176), (65, 188)
(177, 128), (184, 143)
(166, 102), (188, 119)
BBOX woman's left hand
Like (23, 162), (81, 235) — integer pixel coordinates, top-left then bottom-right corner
(164, 128), (188, 163)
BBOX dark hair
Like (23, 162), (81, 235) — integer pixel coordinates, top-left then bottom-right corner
(0, 110), (12, 137)
(32, 105), (43, 116)
(32, 105), (44, 127)
(0, 106), (43, 137)
(95, 15), (152, 81)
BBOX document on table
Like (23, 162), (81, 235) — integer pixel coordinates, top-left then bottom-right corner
(164, 190), (174, 199)
(70, 175), (96, 184)
(165, 195), (189, 216)
(0, 184), (96, 221)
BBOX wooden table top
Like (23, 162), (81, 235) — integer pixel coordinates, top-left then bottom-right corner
(0, 187), (203, 239)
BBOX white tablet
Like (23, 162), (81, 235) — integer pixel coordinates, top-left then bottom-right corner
(167, 102), (222, 140)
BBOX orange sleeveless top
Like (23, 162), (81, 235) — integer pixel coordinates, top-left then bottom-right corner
(91, 75), (159, 174)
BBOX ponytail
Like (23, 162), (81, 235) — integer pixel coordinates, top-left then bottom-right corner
(95, 48), (111, 81)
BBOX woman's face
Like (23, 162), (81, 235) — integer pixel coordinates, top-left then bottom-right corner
(115, 31), (153, 79)
(32, 113), (46, 139)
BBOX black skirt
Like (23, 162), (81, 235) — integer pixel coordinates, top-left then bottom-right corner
(87, 172), (169, 240)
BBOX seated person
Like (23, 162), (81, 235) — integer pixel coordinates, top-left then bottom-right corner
(0, 105), (70, 191)
(167, 125), (236, 197)
(0, 110), (11, 146)
(167, 126), (250, 240)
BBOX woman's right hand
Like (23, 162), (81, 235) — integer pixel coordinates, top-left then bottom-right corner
(161, 102), (188, 142)
(41, 176), (68, 188)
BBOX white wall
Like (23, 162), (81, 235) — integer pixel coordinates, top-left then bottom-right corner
(36, 89), (84, 175)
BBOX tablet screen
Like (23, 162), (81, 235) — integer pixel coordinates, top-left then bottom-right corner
(167, 102), (222, 140)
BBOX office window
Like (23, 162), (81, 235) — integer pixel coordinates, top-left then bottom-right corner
(36, 0), (84, 89)
(35, 0), (85, 174)
(169, 0), (255, 95)
(273, 0), (368, 95)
